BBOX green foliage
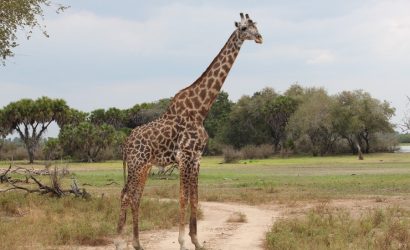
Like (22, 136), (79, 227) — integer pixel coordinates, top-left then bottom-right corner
(59, 122), (119, 162)
(0, 97), (71, 163)
(90, 107), (126, 129)
(287, 88), (337, 156)
(124, 98), (170, 128)
(222, 88), (275, 148)
(43, 137), (63, 160)
(204, 91), (233, 138)
(263, 95), (298, 151)
(398, 133), (410, 143)
(0, 0), (68, 64)
(332, 90), (395, 153)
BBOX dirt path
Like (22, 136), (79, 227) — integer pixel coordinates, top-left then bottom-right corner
(76, 201), (279, 250)
(140, 201), (279, 250)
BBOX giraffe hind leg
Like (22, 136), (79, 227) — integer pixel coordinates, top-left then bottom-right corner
(115, 187), (130, 250)
(189, 161), (203, 250)
(130, 163), (151, 250)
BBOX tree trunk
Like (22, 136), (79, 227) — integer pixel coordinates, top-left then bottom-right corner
(27, 147), (35, 164)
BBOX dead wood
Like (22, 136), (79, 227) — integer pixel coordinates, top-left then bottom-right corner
(0, 164), (89, 198)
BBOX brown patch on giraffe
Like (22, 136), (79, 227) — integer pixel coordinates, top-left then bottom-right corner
(207, 78), (215, 88)
(222, 64), (229, 73)
(184, 98), (193, 109)
(228, 55), (234, 64)
(213, 69), (220, 77)
(212, 62), (220, 69)
(192, 96), (201, 109)
(199, 88), (207, 100)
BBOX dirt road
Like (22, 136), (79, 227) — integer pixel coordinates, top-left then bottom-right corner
(78, 201), (279, 250)
(140, 201), (279, 250)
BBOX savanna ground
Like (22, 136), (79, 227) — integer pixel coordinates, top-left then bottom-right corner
(1, 153), (410, 249)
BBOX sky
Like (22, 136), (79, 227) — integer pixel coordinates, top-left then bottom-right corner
(1, 0), (410, 137)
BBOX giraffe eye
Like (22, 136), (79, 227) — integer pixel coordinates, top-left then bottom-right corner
(241, 26), (247, 31)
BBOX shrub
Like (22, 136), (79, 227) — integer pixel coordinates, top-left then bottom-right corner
(371, 132), (399, 153)
(240, 144), (273, 159)
(222, 145), (242, 163)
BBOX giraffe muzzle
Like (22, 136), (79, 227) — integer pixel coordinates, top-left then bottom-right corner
(255, 35), (263, 44)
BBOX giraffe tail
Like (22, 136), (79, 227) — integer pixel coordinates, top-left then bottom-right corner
(122, 158), (127, 186)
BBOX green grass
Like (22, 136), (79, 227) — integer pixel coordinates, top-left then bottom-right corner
(3, 153), (409, 203)
(266, 205), (410, 250)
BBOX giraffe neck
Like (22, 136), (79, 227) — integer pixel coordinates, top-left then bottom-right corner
(164, 30), (243, 123)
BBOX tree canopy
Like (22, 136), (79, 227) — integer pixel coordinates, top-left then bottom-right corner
(0, 0), (68, 64)
(0, 97), (72, 163)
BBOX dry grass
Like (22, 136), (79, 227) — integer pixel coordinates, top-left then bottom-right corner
(266, 204), (410, 250)
(0, 192), (200, 250)
(226, 211), (247, 223)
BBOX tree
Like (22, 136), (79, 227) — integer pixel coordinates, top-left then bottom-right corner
(221, 88), (276, 148)
(125, 98), (170, 128)
(332, 90), (395, 153)
(204, 91), (232, 138)
(43, 137), (62, 160)
(0, 109), (7, 157)
(0, 0), (68, 64)
(0, 97), (70, 163)
(287, 88), (337, 156)
(263, 95), (298, 152)
(59, 122), (118, 162)
(90, 107), (126, 129)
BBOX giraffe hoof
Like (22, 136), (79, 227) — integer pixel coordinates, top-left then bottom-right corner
(114, 239), (127, 250)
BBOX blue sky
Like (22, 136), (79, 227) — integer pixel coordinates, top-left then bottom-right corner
(1, 0), (410, 136)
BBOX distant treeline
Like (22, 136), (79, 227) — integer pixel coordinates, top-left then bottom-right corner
(0, 84), (402, 163)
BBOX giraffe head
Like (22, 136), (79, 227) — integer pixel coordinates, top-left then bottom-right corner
(235, 13), (263, 44)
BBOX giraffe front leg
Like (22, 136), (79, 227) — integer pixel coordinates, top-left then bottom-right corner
(179, 167), (190, 250)
(189, 167), (203, 250)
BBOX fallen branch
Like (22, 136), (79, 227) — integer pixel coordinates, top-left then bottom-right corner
(0, 164), (88, 198)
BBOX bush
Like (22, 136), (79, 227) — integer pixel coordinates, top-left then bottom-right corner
(240, 144), (273, 159)
(371, 133), (399, 153)
(222, 146), (242, 163)
(204, 138), (223, 156)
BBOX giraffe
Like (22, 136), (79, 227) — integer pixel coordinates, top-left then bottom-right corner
(115, 13), (262, 250)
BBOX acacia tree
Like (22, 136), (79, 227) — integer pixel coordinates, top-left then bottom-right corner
(0, 97), (70, 163)
(0, 0), (68, 64)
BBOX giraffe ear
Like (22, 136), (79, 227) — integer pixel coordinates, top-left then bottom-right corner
(235, 22), (239, 27)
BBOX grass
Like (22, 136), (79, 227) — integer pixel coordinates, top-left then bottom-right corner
(0, 192), (200, 249)
(1, 153), (410, 248)
(266, 204), (410, 250)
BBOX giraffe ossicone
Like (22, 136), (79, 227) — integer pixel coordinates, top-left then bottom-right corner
(116, 13), (262, 250)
